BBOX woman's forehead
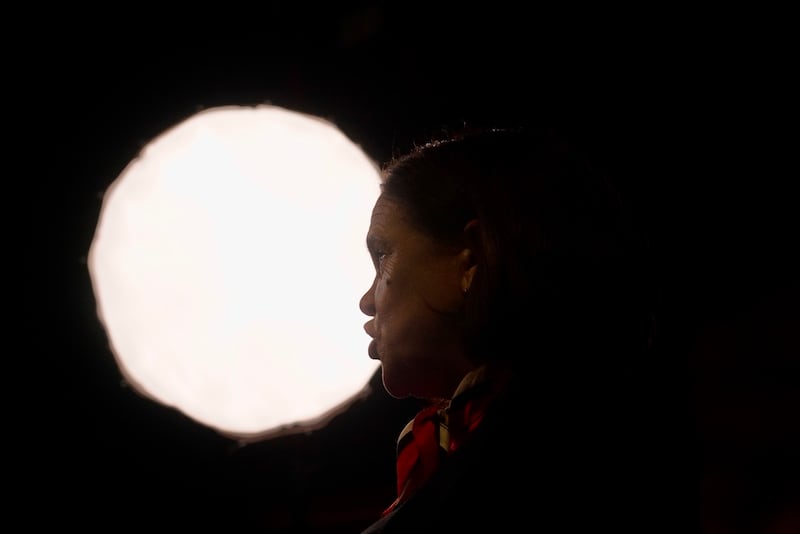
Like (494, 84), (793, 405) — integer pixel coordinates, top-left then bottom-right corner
(367, 196), (419, 244)
(371, 194), (401, 215)
(372, 194), (410, 221)
(368, 196), (403, 234)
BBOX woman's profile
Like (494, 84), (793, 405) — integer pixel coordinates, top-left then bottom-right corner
(356, 126), (666, 533)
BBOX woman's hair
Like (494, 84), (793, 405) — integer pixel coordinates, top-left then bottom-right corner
(380, 126), (655, 372)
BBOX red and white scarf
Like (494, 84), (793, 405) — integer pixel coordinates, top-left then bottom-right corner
(382, 364), (510, 516)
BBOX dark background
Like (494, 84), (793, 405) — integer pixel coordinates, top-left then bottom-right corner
(17, 3), (798, 532)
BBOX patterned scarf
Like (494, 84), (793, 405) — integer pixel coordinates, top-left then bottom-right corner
(381, 364), (510, 516)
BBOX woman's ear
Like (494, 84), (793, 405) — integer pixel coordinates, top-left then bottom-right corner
(461, 219), (480, 293)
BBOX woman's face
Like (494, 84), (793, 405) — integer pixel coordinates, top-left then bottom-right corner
(359, 195), (476, 400)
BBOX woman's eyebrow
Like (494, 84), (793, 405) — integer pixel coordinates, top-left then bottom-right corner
(366, 234), (387, 253)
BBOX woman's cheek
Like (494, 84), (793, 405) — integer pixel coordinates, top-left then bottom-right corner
(377, 261), (395, 292)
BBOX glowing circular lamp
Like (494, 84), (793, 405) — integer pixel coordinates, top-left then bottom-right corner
(88, 104), (380, 440)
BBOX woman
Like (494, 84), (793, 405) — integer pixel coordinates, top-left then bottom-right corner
(358, 126), (667, 533)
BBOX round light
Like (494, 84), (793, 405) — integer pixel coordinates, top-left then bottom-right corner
(88, 104), (380, 440)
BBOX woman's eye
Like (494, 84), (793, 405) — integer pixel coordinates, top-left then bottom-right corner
(374, 253), (387, 271)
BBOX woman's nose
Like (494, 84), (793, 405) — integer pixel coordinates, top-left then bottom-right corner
(359, 281), (375, 316)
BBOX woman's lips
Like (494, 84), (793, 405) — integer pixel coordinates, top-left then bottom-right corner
(368, 340), (379, 360)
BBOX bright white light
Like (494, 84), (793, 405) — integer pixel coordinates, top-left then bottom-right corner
(88, 105), (380, 440)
